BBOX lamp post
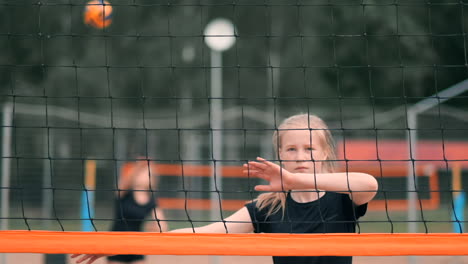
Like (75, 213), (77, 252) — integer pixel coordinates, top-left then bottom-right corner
(0, 103), (12, 264)
(203, 18), (236, 223)
(405, 79), (468, 264)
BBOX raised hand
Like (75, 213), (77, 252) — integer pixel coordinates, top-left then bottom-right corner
(243, 157), (293, 192)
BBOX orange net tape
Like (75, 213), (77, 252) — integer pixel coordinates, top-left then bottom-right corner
(1, 231), (468, 256)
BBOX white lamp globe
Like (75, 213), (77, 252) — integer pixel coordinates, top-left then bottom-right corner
(204, 18), (236, 52)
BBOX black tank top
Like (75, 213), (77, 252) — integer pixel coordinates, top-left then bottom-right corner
(110, 190), (158, 232)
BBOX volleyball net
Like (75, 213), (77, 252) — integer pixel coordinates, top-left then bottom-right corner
(1, 0), (468, 258)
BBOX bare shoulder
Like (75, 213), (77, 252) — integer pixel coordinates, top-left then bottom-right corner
(225, 206), (252, 222)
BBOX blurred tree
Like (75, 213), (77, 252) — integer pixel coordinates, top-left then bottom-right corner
(1, 0), (466, 112)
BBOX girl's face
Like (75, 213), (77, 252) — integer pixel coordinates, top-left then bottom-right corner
(132, 162), (154, 190)
(278, 129), (327, 174)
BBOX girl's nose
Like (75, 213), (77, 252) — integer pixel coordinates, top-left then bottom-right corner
(296, 150), (311, 161)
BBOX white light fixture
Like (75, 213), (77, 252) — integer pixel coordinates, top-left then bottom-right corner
(204, 18), (236, 52)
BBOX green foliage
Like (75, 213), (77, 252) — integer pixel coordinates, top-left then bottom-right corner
(0, 0), (466, 110)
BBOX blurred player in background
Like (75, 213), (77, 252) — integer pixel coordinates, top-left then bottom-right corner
(107, 158), (167, 264)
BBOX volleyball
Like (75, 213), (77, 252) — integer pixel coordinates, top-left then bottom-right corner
(84, 0), (113, 29)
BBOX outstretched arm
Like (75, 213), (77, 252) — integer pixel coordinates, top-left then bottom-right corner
(170, 206), (253, 233)
(145, 208), (169, 232)
(71, 207), (253, 264)
(244, 157), (378, 205)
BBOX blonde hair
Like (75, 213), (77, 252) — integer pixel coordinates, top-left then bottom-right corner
(255, 114), (337, 217)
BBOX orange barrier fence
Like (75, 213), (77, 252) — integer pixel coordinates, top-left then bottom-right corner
(159, 198), (246, 211)
(1, 231), (468, 256)
(150, 164), (440, 211)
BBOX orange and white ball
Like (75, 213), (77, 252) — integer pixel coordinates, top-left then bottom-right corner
(84, 0), (113, 29)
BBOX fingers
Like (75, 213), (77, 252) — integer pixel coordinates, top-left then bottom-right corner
(87, 256), (100, 264)
(242, 168), (269, 180)
(242, 163), (271, 179)
(70, 254), (95, 264)
(79, 255), (92, 264)
(243, 157), (278, 179)
(257, 157), (281, 169)
(72, 254), (89, 264)
(255, 157), (269, 164)
(254, 185), (272, 192)
(245, 161), (268, 170)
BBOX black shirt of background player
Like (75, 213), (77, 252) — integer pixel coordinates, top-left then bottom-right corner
(110, 190), (157, 232)
(108, 190), (158, 263)
(245, 192), (367, 264)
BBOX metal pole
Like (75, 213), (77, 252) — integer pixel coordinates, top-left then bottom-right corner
(1, 103), (13, 264)
(209, 49), (223, 264)
(407, 79), (468, 235)
(42, 132), (52, 230)
(210, 50), (223, 222)
(406, 79), (468, 264)
(407, 109), (418, 234)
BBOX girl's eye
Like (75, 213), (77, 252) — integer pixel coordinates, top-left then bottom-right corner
(287, 148), (296, 151)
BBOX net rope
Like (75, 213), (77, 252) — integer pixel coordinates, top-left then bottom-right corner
(0, 0), (467, 257)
